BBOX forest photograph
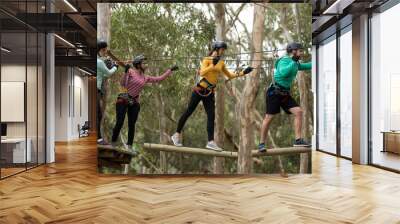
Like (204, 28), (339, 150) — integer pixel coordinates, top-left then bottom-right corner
(96, 2), (312, 175)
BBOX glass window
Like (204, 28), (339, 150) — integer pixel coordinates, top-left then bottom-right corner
(0, 1), (46, 179)
(371, 3), (400, 171)
(317, 35), (337, 154)
(339, 27), (352, 158)
(1, 31), (28, 177)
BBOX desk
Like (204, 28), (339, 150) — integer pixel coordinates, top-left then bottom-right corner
(382, 131), (400, 154)
(1, 138), (31, 163)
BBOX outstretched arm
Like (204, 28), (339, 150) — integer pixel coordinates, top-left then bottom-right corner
(222, 64), (253, 80)
(97, 59), (117, 78)
(298, 62), (311, 71)
(221, 63), (239, 80)
(145, 69), (173, 83)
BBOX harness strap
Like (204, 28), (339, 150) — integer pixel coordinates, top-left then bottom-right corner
(193, 86), (213, 97)
(198, 78), (216, 90)
(268, 84), (290, 97)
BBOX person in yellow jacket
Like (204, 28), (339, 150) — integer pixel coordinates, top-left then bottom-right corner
(171, 41), (253, 151)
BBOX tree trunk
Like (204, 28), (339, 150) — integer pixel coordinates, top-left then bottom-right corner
(97, 3), (111, 141)
(293, 4), (311, 140)
(213, 3), (226, 174)
(298, 72), (310, 139)
(237, 4), (266, 174)
(293, 4), (311, 173)
(292, 4), (310, 138)
(156, 82), (169, 174)
(280, 6), (293, 43)
(97, 3), (111, 43)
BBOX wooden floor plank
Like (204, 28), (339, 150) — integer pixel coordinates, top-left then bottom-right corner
(0, 136), (399, 223)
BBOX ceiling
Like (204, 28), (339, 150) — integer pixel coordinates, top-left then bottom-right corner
(0, 0), (96, 74)
(312, 0), (389, 43)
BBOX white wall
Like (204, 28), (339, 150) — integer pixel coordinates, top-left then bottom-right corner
(55, 66), (69, 141)
(54, 67), (89, 141)
(1, 65), (26, 138)
(1, 65), (37, 137)
(1, 63), (46, 164)
(72, 73), (89, 138)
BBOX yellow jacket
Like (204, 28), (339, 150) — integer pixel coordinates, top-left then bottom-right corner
(198, 57), (243, 88)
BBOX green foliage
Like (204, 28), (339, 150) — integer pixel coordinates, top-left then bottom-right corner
(99, 3), (312, 174)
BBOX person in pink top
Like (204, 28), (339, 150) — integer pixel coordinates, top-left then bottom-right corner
(111, 55), (178, 151)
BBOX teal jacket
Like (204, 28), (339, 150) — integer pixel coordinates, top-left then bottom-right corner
(97, 57), (117, 90)
(274, 55), (311, 90)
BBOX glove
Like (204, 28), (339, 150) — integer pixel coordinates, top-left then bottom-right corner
(212, 56), (220, 65)
(292, 55), (300, 62)
(242, 66), (253, 75)
(104, 59), (113, 69)
(170, 65), (179, 71)
(124, 64), (131, 73)
(113, 63), (119, 70)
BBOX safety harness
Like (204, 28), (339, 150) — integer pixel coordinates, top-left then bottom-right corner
(193, 57), (249, 97)
(193, 76), (216, 97)
(269, 76), (290, 96)
(192, 58), (217, 98)
(116, 69), (139, 106)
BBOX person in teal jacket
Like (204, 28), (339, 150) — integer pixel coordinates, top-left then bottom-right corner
(258, 42), (312, 152)
(97, 40), (118, 144)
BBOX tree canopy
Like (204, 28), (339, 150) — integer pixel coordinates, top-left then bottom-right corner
(98, 3), (312, 175)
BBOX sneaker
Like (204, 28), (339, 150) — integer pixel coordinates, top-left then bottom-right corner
(293, 138), (311, 147)
(171, 133), (183, 147)
(258, 143), (267, 153)
(206, 141), (223, 152)
(97, 139), (109, 145)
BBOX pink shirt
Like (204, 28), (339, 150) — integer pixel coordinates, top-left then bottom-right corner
(121, 68), (172, 102)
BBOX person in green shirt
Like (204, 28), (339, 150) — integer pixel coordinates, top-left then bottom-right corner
(258, 42), (312, 152)
(97, 40), (118, 144)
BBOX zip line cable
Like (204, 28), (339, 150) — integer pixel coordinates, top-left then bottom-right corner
(145, 58), (277, 62)
(112, 48), (287, 62)
(116, 48), (286, 57)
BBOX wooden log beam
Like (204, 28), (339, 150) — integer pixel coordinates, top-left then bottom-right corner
(143, 143), (311, 158)
(252, 147), (311, 157)
(98, 145), (137, 156)
(98, 145), (136, 171)
(144, 143), (238, 158)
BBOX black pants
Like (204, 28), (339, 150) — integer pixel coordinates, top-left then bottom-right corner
(111, 102), (141, 145)
(97, 90), (103, 140)
(176, 91), (215, 141)
(266, 86), (298, 115)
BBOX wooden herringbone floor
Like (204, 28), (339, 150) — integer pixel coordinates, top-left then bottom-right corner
(1, 136), (400, 224)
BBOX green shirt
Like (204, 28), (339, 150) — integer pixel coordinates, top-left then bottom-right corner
(97, 57), (117, 90)
(274, 55), (311, 90)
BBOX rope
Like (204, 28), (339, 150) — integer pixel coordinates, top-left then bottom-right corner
(111, 48), (286, 62)
(146, 58), (276, 62)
